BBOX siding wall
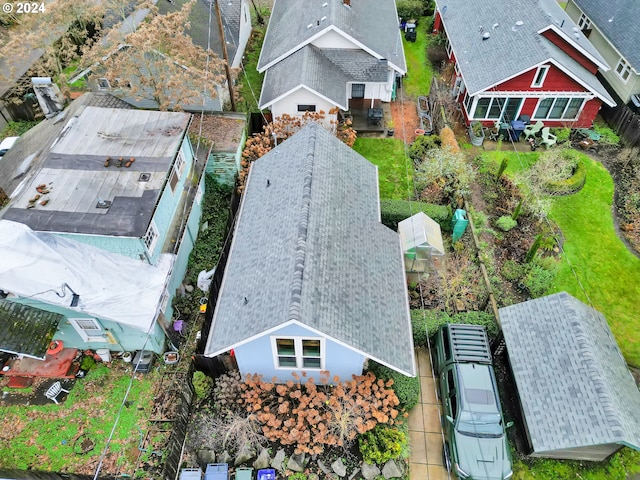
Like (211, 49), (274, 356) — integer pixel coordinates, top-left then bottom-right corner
(231, 1), (253, 68)
(11, 298), (166, 354)
(540, 29), (599, 74)
(234, 323), (365, 383)
(311, 29), (358, 49)
(565, 0), (640, 104)
(271, 89), (338, 125)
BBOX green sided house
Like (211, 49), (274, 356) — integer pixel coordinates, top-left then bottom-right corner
(203, 122), (416, 382)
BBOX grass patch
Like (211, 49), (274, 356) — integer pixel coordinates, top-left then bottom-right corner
(0, 120), (39, 139)
(353, 138), (413, 200)
(402, 17), (434, 98)
(237, 27), (266, 113)
(0, 367), (157, 472)
(548, 154), (640, 367)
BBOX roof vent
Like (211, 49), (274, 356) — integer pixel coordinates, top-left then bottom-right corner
(322, 1), (328, 6)
(307, 23), (313, 29)
(512, 20), (524, 31)
(492, 23), (499, 29)
(138, 172), (151, 182)
(96, 198), (112, 209)
(482, 32), (491, 40)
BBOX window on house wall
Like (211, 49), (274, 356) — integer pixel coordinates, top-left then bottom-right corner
(70, 318), (105, 342)
(471, 97), (522, 121)
(297, 104), (317, 112)
(274, 337), (323, 369)
(445, 38), (452, 59)
(351, 83), (365, 99)
(615, 58), (631, 82)
(534, 97), (584, 120)
(169, 150), (186, 192)
(578, 13), (591, 30)
(97, 78), (111, 90)
(531, 66), (549, 88)
(143, 221), (159, 255)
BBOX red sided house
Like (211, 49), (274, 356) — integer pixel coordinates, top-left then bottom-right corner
(433, 0), (615, 127)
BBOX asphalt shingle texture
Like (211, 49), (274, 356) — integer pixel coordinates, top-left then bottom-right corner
(434, 0), (613, 104)
(499, 292), (640, 455)
(0, 300), (63, 359)
(257, 0), (406, 73)
(573, 0), (640, 70)
(205, 123), (415, 376)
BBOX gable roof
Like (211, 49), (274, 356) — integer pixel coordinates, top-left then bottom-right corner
(572, 0), (640, 71)
(1, 106), (190, 237)
(0, 220), (172, 332)
(204, 123), (415, 376)
(0, 300), (63, 360)
(259, 46), (389, 109)
(435, 0), (614, 105)
(499, 292), (640, 455)
(257, 0), (406, 74)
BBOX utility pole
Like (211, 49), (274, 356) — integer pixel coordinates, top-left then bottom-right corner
(214, 0), (237, 111)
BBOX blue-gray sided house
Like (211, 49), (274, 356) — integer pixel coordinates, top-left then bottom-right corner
(203, 122), (416, 382)
(0, 103), (204, 358)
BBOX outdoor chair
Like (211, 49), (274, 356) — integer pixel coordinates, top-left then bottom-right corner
(523, 120), (544, 140)
(45, 381), (70, 404)
(540, 127), (557, 148)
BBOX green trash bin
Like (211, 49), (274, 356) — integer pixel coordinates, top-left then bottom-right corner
(451, 209), (469, 242)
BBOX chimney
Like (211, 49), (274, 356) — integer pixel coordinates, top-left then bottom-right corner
(343, 0), (351, 6)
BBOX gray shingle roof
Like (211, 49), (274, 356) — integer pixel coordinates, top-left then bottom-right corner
(0, 300), (63, 360)
(204, 123), (415, 376)
(259, 46), (388, 108)
(435, 0), (614, 105)
(499, 292), (640, 455)
(257, 0), (406, 74)
(573, 0), (640, 70)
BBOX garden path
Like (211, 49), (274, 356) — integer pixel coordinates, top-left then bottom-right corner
(407, 348), (449, 480)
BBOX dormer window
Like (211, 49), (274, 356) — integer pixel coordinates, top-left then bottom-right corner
(531, 66), (549, 88)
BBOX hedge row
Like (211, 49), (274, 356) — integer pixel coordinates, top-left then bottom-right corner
(545, 160), (586, 195)
(380, 199), (451, 232)
(367, 361), (421, 411)
(411, 309), (499, 343)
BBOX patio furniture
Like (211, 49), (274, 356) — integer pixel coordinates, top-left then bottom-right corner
(45, 381), (70, 404)
(235, 468), (253, 480)
(523, 120), (544, 140)
(540, 127), (557, 148)
(367, 108), (383, 126)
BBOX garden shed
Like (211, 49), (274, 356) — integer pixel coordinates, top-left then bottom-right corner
(499, 292), (640, 461)
(398, 212), (445, 282)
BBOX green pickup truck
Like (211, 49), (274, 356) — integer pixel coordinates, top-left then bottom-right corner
(434, 324), (513, 480)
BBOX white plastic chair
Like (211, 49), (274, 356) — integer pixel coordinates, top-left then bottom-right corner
(45, 381), (70, 404)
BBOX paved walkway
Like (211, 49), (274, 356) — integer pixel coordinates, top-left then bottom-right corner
(408, 347), (449, 480)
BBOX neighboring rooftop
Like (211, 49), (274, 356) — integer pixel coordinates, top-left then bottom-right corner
(572, 0), (640, 70)
(434, 0), (614, 105)
(2, 106), (190, 237)
(499, 292), (640, 458)
(204, 122), (415, 376)
(257, 0), (406, 73)
(0, 300), (63, 360)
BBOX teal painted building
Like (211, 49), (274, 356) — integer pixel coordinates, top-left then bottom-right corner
(0, 105), (204, 357)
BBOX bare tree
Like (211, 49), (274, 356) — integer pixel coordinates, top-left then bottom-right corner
(83, 0), (226, 111)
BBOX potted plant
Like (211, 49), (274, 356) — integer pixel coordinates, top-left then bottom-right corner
(386, 119), (395, 137)
(469, 121), (485, 146)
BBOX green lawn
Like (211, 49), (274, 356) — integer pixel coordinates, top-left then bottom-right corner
(402, 18), (434, 98)
(548, 155), (640, 367)
(353, 138), (413, 200)
(237, 27), (266, 113)
(483, 150), (640, 367)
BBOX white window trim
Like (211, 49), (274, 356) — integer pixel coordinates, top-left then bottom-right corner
(97, 78), (111, 90)
(615, 58), (631, 83)
(69, 318), (106, 342)
(578, 13), (591, 30)
(531, 66), (550, 88)
(271, 336), (325, 370)
(143, 221), (159, 255)
(533, 97), (585, 120)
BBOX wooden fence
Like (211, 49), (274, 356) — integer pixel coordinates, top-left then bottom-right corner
(601, 103), (640, 147)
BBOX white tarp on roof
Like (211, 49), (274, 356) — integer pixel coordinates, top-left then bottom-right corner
(0, 220), (172, 331)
